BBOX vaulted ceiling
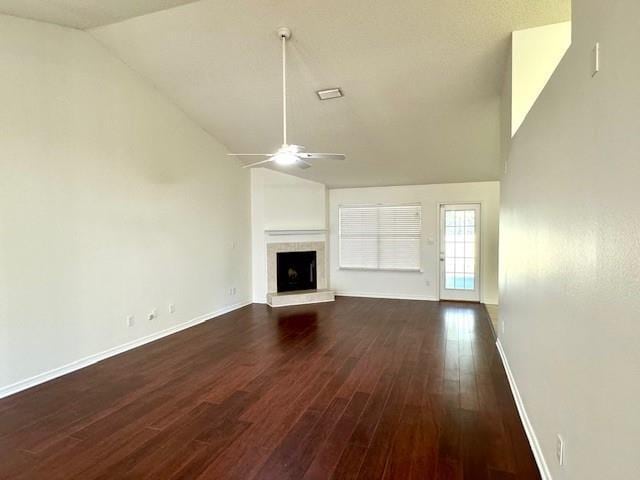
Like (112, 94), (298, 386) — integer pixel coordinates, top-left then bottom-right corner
(0, 0), (570, 187)
(0, 0), (200, 29)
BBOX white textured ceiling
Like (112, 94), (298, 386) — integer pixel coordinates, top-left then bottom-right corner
(4, 0), (570, 187)
(0, 0), (200, 29)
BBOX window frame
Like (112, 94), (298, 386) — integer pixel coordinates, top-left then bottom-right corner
(338, 202), (423, 272)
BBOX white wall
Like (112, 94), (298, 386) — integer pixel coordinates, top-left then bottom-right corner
(0, 15), (251, 393)
(329, 182), (500, 304)
(250, 169), (327, 303)
(500, 1), (640, 478)
(511, 21), (572, 136)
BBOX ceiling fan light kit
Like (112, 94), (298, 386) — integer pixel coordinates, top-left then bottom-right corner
(272, 146), (299, 166)
(228, 27), (346, 170)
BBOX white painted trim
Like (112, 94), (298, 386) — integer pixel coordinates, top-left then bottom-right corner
(338, 267), (421, 273)
(0, 300), (252, 400)
(335, 292), (437, 302)
(265, 229), (327, 236)
(496, 339), (552, 480)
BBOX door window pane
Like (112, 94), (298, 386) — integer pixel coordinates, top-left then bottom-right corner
(443, 208), (477, 291)
(465, 242), (474, 258)
(465, 226), (475, 242)
(446, 258), (455, 272)
(465, 210), (475, 226)
(464, 258), (474, 273)
(446, 226), (455, 241)
(445, 273), (455, 289)
(446, 211), (455, 226)
(446, 243), (455, 257)
(465, 276), (475, 289)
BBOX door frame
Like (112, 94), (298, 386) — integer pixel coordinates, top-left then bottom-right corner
(436, 202), (482, 302)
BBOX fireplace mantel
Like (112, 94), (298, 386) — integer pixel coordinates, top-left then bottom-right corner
(264, 229), (327, 236)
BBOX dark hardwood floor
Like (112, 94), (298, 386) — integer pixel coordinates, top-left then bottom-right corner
(0, 297), (540, 479)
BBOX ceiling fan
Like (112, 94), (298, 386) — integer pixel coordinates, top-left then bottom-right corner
(228, 27), (346, 170)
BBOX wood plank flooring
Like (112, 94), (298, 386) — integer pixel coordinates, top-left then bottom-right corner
(0, 297), (540, 479)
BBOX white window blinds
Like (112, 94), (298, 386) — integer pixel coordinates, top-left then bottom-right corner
(339, 204), (422, 271)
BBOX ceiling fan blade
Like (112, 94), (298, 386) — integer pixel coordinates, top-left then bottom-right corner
(241, 158), (274, 168)
(296, 159), (312, 169)
(299, 153), (346, 160)
(227, 153), (273, 156)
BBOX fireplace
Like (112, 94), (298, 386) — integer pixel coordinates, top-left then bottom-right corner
(277, 251), (317, 293)
(266, 240), (333, 306)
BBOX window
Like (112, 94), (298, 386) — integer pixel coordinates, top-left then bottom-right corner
(339, 204), (422, 271)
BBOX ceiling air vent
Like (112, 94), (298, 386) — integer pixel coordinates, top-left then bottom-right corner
(316, 88), (343, 100)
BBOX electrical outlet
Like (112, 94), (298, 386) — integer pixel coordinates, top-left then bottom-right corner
(425, 280), (431, 286)
(501, 321), (505, 335)
(556, 434), (565, 466)
(148, 309), (157, 321)
(127, 315), (135, 328)
(169, 304), (176, 314)
(229, 287), (237, 296)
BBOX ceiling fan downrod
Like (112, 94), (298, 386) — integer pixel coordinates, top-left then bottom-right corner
(277, 27), (291, 147)
(226, 26), (345, 169)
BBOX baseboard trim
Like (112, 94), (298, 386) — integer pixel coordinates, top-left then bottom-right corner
(496, 339), (552, 480)
(335, 292), (437, 301)
(0, 300), (252, 400)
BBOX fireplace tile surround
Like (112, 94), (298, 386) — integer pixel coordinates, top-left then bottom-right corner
(266, 240), (334, 307)
(267, 241), (326, 293)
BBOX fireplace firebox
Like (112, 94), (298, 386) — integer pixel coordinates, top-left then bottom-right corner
(276, 251), (317, 293)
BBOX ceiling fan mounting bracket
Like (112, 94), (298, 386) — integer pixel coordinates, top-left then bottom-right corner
(277, 27), (291, 40)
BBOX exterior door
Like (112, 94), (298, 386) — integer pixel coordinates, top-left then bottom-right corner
(439, 204), (481, 302)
